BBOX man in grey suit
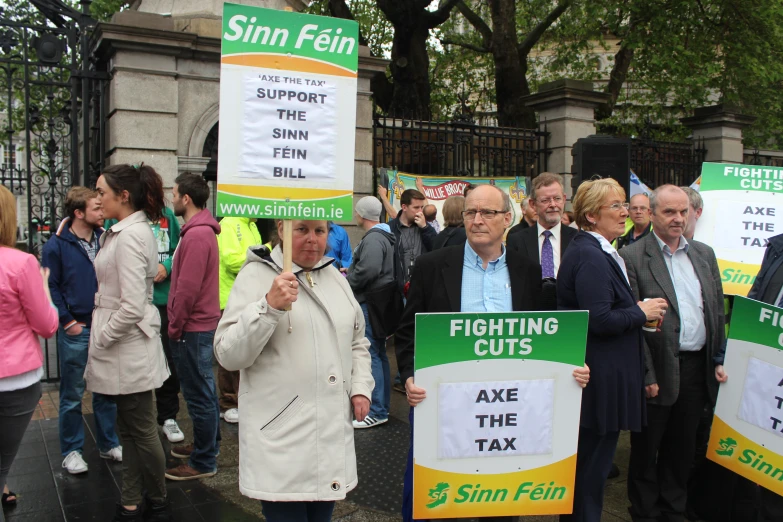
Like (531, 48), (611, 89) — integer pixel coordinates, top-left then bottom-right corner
(619, 185), (728, 522)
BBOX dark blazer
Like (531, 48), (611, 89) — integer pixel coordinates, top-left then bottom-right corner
(558, 232), (648, 434)
(432, 225), (467, 250)
(749, 233), (783, 303)
(506, 223), (578, 266)
(506, 219), (533, 238)
(395, 244), (543, 385)
(619, 233), (725, 407)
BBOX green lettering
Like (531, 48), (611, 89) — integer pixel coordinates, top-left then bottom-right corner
(739, 449), (755, 464)
(721, 268), (733, 283)
(492, 489), (508, 502)
(477, 489), (493, 502)
(455, 484), (471, 504)
(514, 482), (532, 501)
(530, 483), (545, 501)
(552, 486), (567, 500)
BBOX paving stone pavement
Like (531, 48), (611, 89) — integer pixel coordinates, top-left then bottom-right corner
(3, 344), (642, 522)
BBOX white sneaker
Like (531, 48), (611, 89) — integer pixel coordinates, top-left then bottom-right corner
(162, 419), (185, 443)
(352, 416), (388, 429)
(221, 408), (239, 424)
(62, 451), (88, 474)
(99, 445), (123, 462)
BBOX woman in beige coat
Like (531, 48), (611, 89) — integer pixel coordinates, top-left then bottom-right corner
(214, 219), (374, 522)
(86, 164), (172, 522)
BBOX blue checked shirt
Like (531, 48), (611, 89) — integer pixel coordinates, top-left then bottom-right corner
(460, 242), (513, 313)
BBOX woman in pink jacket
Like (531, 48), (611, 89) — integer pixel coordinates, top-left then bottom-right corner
(0, 185), (59, 510)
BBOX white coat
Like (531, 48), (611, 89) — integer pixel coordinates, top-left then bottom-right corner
(214, 245), (374, 501)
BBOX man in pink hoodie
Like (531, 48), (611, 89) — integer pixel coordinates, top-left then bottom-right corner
(165, 173), (222, 481)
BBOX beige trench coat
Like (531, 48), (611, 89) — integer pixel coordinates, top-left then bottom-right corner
(214, 246), (374, 502)
(85, 210), (170, 395)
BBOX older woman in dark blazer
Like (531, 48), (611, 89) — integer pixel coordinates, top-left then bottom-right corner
(557, 178), (667, 522)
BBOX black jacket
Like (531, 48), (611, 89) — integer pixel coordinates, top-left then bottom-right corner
(395, 244), (543, 384)
(432, 225), (467, 250)
(616, 223), (652, 250)
(506, 223), (577, 266)
(748, 233), (783, 304)
(388, 210), (437, 289)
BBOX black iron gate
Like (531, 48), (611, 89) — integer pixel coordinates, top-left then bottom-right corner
(373, 113), (549, 180)
(0, 1), (109, 382)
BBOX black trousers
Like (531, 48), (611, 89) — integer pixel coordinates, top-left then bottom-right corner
(628, 350), (707, 522)
(155, 304), (180, 425)
(559, 427), (620, 522)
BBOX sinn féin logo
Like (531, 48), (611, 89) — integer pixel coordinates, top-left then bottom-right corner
(715, 437), (737, 457)
(426, 483), (450, 508)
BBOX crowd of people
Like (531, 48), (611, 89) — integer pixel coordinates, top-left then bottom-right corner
(0, 165), (780, 522)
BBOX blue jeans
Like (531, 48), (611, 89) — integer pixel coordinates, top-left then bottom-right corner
(361, 303), (389, 420)
(171, 330), (220, 473)
(58, 326), (119, 455)
(261, 500), (335, 522)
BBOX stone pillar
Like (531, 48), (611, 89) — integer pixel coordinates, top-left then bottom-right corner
(348, 48), (389, 244)
(522, 79), (610, 199)
(681, 104), (756, 164)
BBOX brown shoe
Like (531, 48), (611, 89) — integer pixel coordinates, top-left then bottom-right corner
(170, 444), (193, 459)
(164, 464), (216, 481)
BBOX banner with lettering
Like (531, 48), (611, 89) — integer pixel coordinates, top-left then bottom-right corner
(696, 162), (783, 295)
(216, 3), (358, 219)
(707, 296), (783, 495)
(413, 311), (588, 519)
(384, 171), (529, 231)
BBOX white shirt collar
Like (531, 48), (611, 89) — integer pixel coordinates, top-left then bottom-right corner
(537, 221), (561, 240)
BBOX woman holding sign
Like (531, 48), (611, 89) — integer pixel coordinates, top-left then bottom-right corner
(557, 178), (667, 522)
(214, 219), (373, 522)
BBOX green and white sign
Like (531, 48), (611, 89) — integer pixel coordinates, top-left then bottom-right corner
(216, 4), (358, 219)
(707, 297), (783, 496)
(413, 311), (588, 519)
(697, 162), (783, 295)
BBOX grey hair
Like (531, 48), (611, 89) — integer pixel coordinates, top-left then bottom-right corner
(680, 186), (703, 211)
(521, 197), (530, 211)
(650, 184), (687, 213)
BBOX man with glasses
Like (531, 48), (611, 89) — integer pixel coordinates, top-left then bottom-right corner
(617, 193), (652, 249)
(507, 173), (577, 310)
(395, 184), (590, 521)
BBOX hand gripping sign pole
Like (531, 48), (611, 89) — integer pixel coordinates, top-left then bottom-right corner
(283, 219), (293, 310)
(216, 3), (359, 299)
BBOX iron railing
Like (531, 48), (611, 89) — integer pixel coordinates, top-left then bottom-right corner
(630, 137), (706, 188)
(744, 149), (783, 168)
(373, 113), (549, 180)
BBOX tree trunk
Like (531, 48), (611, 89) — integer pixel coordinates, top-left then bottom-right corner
(597, 45), (634, 121)
(387, 20), (433, 119)
(488, 0), (535, 128)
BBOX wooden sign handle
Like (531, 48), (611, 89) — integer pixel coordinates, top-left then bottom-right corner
(283, 219), (293, 311)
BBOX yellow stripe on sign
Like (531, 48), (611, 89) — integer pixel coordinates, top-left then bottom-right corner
(707, 416), (783, 496)
(218, 184), (351, 200)
(413, 454), (577, 519)
(221, 54), (357, 78)
(718, 258), (761, 296)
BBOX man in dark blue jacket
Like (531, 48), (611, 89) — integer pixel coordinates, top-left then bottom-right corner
(42, 187), (121, 475)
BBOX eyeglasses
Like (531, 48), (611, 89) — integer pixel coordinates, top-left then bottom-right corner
(462, 209), (508, 221)
(629, 206), (649, 212)
(536, 196), (564, 205)
(601, 202), (630, 211)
